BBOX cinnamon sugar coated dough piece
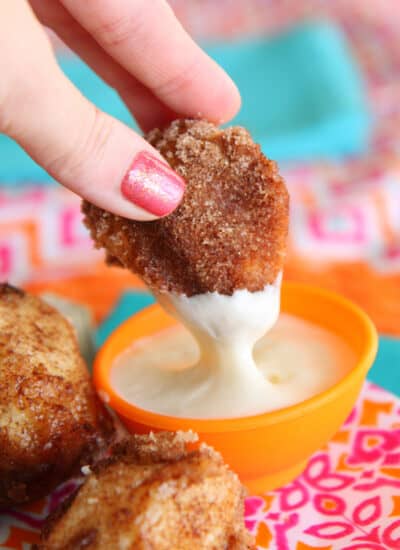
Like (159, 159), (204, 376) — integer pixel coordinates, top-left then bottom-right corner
(83, 119), (289, 295)
(37, 432), (255, 550)
(0, 284), (112, 507)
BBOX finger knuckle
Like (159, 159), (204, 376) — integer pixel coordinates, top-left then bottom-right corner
(0, 34), (55, 135)
(0, 88), (13, 134)
(155, 57), (200, 99)
(90, 0), (149, 49)
(0, 72), (39, 136)
(47, 107), (113, 180)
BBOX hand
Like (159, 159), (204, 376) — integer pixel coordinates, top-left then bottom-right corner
(0, 1), (240, 219)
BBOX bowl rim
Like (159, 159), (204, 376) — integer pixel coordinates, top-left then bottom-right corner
(93, 282), (378, 433)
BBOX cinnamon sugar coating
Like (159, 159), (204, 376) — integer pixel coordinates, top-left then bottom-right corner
(38, 432), (255, 550)
(83, 119), (289, 296)
(0, 284), (112, 507)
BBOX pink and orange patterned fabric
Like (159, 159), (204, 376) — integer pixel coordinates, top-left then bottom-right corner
(1, 159), (400, 333)
(246, 382), (400, 549)
(2, 382), (399, 549)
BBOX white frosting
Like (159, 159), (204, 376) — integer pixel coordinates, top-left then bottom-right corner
(156, 275), (281, 345)
(111, 276), (354, 418)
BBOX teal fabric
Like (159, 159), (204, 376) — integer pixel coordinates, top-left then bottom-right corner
(95, 291), (154, 347)
(369, 335), (400, 396)
(205, 21), (370, 161)
(96, 291), (400, 397)
(0, 21), (369, 185)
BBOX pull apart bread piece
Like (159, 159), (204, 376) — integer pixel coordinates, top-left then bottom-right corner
(37, 431), (256, 550)
(82, 119), (289, 296)
(0, 284), (112, 507)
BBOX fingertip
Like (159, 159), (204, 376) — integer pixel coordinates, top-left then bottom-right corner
(217, 79), (242, 124)
(197, 60), (241, 125)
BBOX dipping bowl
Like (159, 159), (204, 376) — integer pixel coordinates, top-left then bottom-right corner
(93, 283), (378, 493)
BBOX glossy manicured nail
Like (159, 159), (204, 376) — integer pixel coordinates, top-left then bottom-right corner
(121, 151), (185, 216)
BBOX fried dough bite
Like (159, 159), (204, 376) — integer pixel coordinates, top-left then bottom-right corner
(0, 284), (111, 507)
(83, 119), (289, 296)
(38, 431), (255, 550)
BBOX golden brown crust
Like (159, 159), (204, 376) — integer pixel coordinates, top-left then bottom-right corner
(83, 119), (289, 296)
(103, 430), (199, 467)
(38, 432), (255, 550)
(0, 283), (112, 507)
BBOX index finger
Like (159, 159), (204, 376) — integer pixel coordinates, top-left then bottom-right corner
(59, 0), (241, 124)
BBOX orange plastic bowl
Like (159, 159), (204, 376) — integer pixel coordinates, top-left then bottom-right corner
(93, 282), (377, 493)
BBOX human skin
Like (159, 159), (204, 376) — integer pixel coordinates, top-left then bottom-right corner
(0, 1), (240, 219)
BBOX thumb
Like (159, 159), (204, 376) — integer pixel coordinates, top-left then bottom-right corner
(0, 2), (184, 220)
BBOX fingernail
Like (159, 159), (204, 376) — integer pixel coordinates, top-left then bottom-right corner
(121, 151), (185, 217)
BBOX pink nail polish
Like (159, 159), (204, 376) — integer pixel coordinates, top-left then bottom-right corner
(121, 152), (185, 217)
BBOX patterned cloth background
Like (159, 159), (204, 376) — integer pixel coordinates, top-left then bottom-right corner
(1, 0), (400, 334)
(1, 382), (399, 549)
(1, 1), (400, 548)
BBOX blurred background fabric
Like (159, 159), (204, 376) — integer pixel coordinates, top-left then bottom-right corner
(1, 0), (400, 369)
(0, 19), (370, 180)
(206, 21), (370, 161)
(0, 0), (400, 335)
